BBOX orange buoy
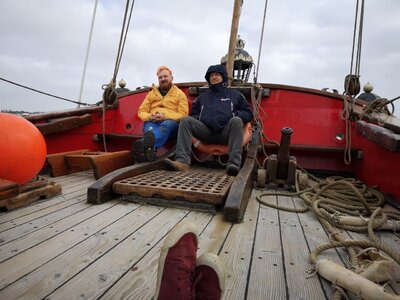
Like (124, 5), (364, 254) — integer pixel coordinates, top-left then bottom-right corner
(0, 113), (47, 184)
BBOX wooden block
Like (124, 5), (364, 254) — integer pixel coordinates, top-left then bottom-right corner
(0, 179), (19, 200)
(0, 182), (62, 211)
(90, 150), (133, 179)
(46, 149), (90, 177)
(19, 176), (48, 193)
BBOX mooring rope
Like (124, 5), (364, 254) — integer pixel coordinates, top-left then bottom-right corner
(256, 174), (400, 281)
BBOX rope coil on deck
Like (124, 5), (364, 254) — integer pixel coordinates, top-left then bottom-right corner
(255, 173), (400, 298)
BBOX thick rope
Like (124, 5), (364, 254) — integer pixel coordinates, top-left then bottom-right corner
(256, 175), (400, 272)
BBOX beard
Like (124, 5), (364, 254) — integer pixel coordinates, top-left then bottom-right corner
(160, 81), (172, 92)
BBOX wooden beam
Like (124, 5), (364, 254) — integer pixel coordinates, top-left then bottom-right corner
(223, 131), (259, 223)
(36, 114), (92, 135)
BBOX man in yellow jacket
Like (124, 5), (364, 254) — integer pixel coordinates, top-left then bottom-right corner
(134, 66), (189, 162)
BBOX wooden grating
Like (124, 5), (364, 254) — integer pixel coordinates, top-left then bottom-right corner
(112, 170), (234, 205)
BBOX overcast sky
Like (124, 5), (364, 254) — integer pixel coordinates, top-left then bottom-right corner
(1, 0), (399, 116)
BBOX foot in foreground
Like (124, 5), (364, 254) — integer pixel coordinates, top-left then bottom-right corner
(163, 158), (190, 172)
(154, 219), (225, 300)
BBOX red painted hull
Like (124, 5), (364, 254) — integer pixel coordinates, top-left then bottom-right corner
(29, 83), (400, 201)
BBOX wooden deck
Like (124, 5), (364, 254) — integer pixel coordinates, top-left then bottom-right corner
(0, 171), (399, 300)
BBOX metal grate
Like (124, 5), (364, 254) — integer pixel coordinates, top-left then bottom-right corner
(113, 170), (234, 205)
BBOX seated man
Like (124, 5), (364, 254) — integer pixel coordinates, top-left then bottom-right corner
(164, 64), (254, 175)
(134, 66), (189, 162)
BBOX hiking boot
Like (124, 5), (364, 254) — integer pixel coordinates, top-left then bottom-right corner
(154, 219), (199, 300)
(143, 131), (156, 162)
(194, 253), (226, 300)
(132, 131), (156, 162)
(163, 158), (190, 172)
(226, 164), (240, 176)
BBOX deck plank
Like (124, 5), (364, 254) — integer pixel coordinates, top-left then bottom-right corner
(0, 201), (133, 289)
(45, 208), (197, 299)
(0, 194), (87, 245)
(101, 210), (216, 299)
(247, 190), (287, 299)
(0, 203), (162, 300)
(219, 191), (259, 300)
(0, 170), (398, 299)
(278, 194), (327, 300)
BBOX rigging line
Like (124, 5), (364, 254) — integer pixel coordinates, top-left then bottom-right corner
(349, 0), (359, 75)
(0, 76), (90, 106)
(112, 0), (135, 82)
(254, 0), (269, 83)
(355, 0), (365, 75)
(78, 0), (99, 108)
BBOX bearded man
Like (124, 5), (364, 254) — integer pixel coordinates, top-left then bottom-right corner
(134, 66), (188, 162)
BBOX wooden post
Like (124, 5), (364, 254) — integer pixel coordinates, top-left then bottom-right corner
(226, 0), (242, 86)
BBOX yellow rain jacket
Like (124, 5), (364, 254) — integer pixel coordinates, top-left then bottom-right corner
(138, 84), (188, 121)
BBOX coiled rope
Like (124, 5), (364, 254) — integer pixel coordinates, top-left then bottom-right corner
(256, 175), (400, 270)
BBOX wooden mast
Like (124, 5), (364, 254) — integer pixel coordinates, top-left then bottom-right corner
(226, 0), (242, 86)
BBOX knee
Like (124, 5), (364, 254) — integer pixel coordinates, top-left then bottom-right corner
(180, 116), (193, 128)
(230, 117), (244, 129)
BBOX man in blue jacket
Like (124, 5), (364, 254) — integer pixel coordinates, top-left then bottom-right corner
(164, 64), (253, 175)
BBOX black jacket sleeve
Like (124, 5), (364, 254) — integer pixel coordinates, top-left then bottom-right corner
(234, 93), (254, 124)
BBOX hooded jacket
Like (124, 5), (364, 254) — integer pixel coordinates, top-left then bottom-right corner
(190, 64), (254, 131)
(138, 84), (188, 121)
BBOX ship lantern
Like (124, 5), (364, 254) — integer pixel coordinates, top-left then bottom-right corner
(221, 36), (253, 83)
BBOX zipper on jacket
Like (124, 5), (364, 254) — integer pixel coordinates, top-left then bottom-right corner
(199, 105), (204, 121)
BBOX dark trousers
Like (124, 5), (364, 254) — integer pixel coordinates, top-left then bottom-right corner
(175, 116), (244, 167)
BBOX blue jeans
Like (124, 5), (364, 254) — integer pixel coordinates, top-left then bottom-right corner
(143, 120), (179, 149)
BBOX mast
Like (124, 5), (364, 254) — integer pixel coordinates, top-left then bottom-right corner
(226, 0), (242, 86)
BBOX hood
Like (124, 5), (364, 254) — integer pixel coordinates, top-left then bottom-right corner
(204, 64), (228, 85)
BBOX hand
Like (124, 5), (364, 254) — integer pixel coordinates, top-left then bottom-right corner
(150, 112), (164, 122)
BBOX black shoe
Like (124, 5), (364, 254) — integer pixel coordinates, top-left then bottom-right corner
(226, 164), (239, 176)
(143, 130), (155, 149)
(143, 131), (156, 161)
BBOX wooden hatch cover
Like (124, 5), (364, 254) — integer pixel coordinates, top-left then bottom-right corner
(112, 169), (235, 210)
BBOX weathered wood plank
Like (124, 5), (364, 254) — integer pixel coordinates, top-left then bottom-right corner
(278, 194), (327, 299)
(0, 203), (164, 300)
(0, 201), (133, 289)
(220, 193), (259, 300)
(45, 209), (204, 299)
(101, 211), (214, 299)
(247, 191), (286, 299)
(0, 194), (86, 245)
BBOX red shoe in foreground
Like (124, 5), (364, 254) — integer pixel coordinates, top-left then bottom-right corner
(154, 219), (199, 300)
(194, 253), (226, 300)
